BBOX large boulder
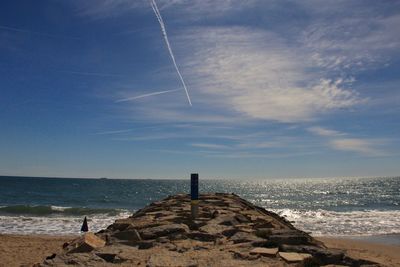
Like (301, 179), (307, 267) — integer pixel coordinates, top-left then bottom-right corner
(66, 233), (106, 254)
(278, 252), (312, 263)
(139, 223), (189, 239)
(280, 244), (344, 265)
(112, 229), (141, 241)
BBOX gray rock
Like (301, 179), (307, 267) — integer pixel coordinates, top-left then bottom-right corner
(218, 215), (240, 226)
(138, 240), (154, 249)
(95, 253), (116, 263)
(254, 228), (272, 238)
(139, 223), (189, 239)
(232, 251), (259, 261)
(229, 232), (264, 244)
(267, 229), (311, 245)
(249, 247), (278, 257)
(66, 233), (106, 254)
(234, 214), (249, 223)
(187, 232), (219, 242)
(278, 252), (312, 263)
(112, 229), (141, 241)
(269, 233), (309, 245)
(222, 228), (239, 237)
(280, 244), (344, 265)
(211, 210), (220, 218)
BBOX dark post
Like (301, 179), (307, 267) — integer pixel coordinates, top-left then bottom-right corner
(81, 216), (89, 232)
(191, 173), (199, 219)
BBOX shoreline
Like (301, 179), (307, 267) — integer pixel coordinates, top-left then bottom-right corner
(1, 233), (399, 266)
(316, 236), (400, 267)
(314, 233), (400, 246)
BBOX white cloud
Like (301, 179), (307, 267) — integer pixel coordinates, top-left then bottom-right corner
(330, 138), (385, 156)
(308, 126), (387, 156)
(190, 143), (230, 150)
(177, 27), (362, 122)
(107, 2), (400, 126)
(308, 126), (344, 137)
(96, 1), (397, 159)
(74, 0), (142, 18)
(74, 0), (256, 19)
(95, 129), (132, 135)
(301, 8), (400, 71)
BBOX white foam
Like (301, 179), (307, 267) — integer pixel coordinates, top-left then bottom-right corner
(1, 207), (399, 236)
(273, 209), (400, 236)
(50, 205), (70, 211)
(0, 211), (131, 235)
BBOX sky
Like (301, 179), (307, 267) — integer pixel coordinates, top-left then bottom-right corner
(1, 0), (399, 179)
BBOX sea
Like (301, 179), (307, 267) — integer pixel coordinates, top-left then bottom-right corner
(0, 176), (399, 240)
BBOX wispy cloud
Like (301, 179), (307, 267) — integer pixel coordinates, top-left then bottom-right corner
(73, 0), (142, 18)
(90, 1), (398, 160)
(301, 4), (400, 72)
(73, 0), (256, 20)
(190, 143), (230, 150)
(307, 126), (344, 137)
(203, 150), (320, 159)
(57, 70), (125, 78)
(329, 138), (386, 156)
(103, 2), (398, 126)
(309, 126), (388, 156)
(0, 25), (81, 40)
(176, 27), (362, 122)
(94, 129), (132, 135)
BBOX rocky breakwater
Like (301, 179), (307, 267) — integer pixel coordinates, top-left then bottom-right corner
(38, 193), (379, 266)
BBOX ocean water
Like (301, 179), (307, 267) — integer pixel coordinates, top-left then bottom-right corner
(0, 176), (399, 237)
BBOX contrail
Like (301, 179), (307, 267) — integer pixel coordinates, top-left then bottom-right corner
(0, 25), (81, 40)
(57, 70), (124, 77)
(115, 89), (180, 103)
(149, 0), (192, 106)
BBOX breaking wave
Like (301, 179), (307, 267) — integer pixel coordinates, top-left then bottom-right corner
(0, 205), (121, 216)
(274, 208), (400, 236)
(0, 207), (132, 235)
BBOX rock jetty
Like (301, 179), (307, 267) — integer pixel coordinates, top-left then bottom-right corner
(38, 193), (379, 266)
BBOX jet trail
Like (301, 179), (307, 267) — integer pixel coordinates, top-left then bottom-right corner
(149, 0), (192, 106)
(0, 25), (81, 40)
(115, 89), (180, 103)
(57, 70), (124, 77)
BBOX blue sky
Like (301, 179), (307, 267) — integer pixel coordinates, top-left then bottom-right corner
(1, 0), (399, 179)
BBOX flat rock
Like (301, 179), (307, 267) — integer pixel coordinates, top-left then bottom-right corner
(278, 252), (312, 262)
(269, 233), (310, 245)
(139, 223), (189, 239)
(66, 232), (106, 253)
(200, 223), (230, 235)
(249, 247), (278, 257)
(280, 244), (344, 265)
(187, 232), (219, 242)
(112, 229), (141, 241)
(229, 231), (264, 244)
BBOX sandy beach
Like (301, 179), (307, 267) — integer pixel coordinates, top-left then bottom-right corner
(0, 234), (75, 267)
(0, 235), (399, 266)
(317, 236), (400, 267)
